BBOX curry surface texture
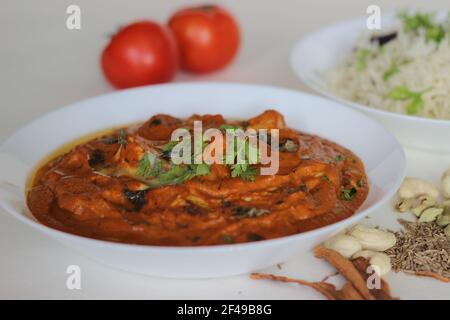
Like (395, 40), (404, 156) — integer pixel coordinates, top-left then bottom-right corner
(27, 110), (368, 246)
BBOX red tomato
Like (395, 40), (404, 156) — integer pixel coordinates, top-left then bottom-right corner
(168, 5), (240, 73)
(101, 21), (178, 89)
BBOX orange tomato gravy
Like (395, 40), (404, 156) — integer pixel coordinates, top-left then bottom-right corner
(27, 110), (368, 246)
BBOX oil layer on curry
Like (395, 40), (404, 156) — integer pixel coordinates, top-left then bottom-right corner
(27, 110), (368, 246)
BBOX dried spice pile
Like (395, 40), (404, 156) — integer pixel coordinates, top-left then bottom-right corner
(385, 219), (450, 282)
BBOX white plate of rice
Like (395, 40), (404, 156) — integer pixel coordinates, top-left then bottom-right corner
(291, 11), (450, 153)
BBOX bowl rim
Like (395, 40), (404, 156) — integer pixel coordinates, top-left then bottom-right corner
(0, 81), (407, 252)
(290, 14), (450, 126)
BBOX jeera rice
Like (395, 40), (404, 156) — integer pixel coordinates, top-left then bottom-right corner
(326, 12), (450, 120)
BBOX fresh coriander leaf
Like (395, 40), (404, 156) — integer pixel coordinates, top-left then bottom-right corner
(191, 133), (208, 162)
(156, 165), (192, 186)
(357, 179), (364, 187)
(383, 60), (409, 82)
(388, 86), (414, 100)
(400, 12), (433, 32)
(193, 163), (211, 176)
(223, 133), (261, 182)
(341, 187), (357, 201)
(230, 163), (247, 178)
(219, 124), (241, 130)
(399, 12), (446, 43)
(383, 64), (400, 81)
(117, 129), (128, 145)
(388, 87), (431, 114)
(136, 153), (161, 179)
(231, 165), (257, 181)
(241, 167), (258, 181)
(426, 25), (446, 43)
(234, 137), (248, 164)
(335, 155), (344, 162)
(161, 140), (179, 152)
(148, 163), (211, 188)
(355, 49), (371, 71)
(160, 140), (180, 160)
(406, 96), (424, 115)
(246, 139), (260, 164)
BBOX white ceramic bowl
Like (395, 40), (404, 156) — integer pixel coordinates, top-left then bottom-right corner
(291, 14), (450, 153)
(0, 83), (405, 278)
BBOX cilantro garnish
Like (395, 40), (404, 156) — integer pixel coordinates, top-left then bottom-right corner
(230, 164), (258, 181)
(117, 129), (128, 145)
(387, 86), (432, 115)
(400, 12), (433, 32)
(155, 164), (193, 186)
(137, 126), (263, 186)
(160, 140), (180, 160)
(219, 124), (241, 130)
(383, 60), (409, 82)
(355, 49), (371, 71)
(425, 25), (446, 43)
(387, 86), (414, 100)
(357, 179), (364, 187)
(161, 140), (179, 152)
(341, 187), (357, 201)
(193, 163), (211, 176)
(137, 150), (211, 188)
(226, 132), (260, 181)
(399, 12), (446, 43)
(102, 129), (128, 145)
(136, 153), (162, 179)
(383, 63), (400, 81)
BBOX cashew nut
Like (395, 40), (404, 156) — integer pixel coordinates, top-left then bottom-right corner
(323, 234), (362, 258)
(398, 177), (439, 200)
(352, 249), (377, 260)
(368, 253), (392, 276)
(396, 198), (415, 212)
(347, 224), (396, 251)
(441, 168), (450, 199)
(352, 250), (391, 276)
(418, 195), (437, 207)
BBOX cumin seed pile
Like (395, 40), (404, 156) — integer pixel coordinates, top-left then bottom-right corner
(385, 219), (450, 278)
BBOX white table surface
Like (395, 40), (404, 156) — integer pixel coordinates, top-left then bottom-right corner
(1, 0), (450, 299)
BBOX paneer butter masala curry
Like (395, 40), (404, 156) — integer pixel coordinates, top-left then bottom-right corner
(27, 110), (368, 246)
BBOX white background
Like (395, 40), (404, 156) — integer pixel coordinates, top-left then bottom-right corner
(1, 0), (450, 299)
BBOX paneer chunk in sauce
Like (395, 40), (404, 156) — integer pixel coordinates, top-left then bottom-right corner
(27, 110), (368, 246)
